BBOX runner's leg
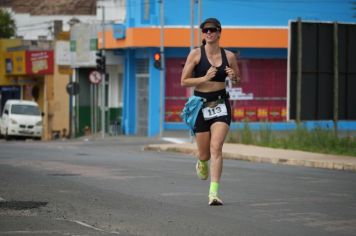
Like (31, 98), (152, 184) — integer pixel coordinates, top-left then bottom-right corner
(208, 122), (229, 205)
(195, 131), (211, 180)
(195, 131), (211, 161)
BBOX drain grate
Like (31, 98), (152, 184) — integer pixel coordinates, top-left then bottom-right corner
(48, 173), (81, 176)
(0, 201), (48, 210)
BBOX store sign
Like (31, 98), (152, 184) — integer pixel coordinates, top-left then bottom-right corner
(112, 24), (125, 39)
(5, 58), (13, 74)
(227, 87), (254, 100)
(142, 0), (150, 23)
(4, 51), (26, 75)
(70, 24), (97, 67)
(55, 41), (71, 66)
(26, 51), (54, 75)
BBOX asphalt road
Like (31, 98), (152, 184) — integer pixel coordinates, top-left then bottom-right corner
(0, 137), (356, 236)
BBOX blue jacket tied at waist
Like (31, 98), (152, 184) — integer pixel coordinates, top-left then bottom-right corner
(180, 96), (204, 135)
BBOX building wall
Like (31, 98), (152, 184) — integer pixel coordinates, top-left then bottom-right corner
(97, 0), (126, 24)
(112, 1), (356, 136)
(122, 49), (137, 135)
(127, 1), (354, 27)
(0, 39), (22, 86)
(48, 66), (70, 139)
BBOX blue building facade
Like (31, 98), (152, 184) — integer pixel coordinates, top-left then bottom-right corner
(100, 0), (355, 136)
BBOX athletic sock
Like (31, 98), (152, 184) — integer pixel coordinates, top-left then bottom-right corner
(199, 159), (208, 166)
(209, 181), (220, 197)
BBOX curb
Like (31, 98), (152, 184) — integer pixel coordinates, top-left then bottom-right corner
(145, 143), (356, 172)
(222, 152), (356, 172)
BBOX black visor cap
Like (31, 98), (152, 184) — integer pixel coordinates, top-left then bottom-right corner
(200, 18), (222, 31)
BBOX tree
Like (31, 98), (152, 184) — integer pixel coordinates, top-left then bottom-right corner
(0, 8), (16, 38)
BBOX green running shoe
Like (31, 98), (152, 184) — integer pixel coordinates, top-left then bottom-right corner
(209, 195), (223, 206)
(196, 160), (208, 180)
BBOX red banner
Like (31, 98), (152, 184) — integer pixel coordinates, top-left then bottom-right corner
(26, 51), (54, 75)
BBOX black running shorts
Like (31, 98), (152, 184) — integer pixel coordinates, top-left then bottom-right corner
(193, 89), (231, 133)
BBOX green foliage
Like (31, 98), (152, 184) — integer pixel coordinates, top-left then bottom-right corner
(0, 8), (16, 38)
(241, 121), (254, 144)
(228, 123), (356, 157)
(257, 123), (274, 146)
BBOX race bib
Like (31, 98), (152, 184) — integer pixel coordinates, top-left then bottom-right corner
(202, 103), (227, 120)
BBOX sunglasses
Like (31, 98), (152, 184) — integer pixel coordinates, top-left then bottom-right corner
(202, 27), (219, 33)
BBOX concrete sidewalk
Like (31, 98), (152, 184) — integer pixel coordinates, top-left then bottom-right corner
(145, 142), (356, 172)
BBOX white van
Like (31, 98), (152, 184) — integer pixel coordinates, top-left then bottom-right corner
(0, 99), (43, 140)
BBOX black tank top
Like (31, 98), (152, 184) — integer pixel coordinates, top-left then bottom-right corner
(194, 45), (229, 82)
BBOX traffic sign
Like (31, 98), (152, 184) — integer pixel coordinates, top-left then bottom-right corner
(66, 81), (80, 95)
(89, 70), (102, 84)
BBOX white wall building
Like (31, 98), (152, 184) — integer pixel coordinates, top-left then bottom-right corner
(2, 0), (126, 40)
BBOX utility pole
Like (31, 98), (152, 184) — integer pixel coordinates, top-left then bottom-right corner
(100, 5), (106, 138)
(197, 0), (202, 47)
(68, 17), (80, 139)
(333, 22), (339, 136)
(159, 0), (165, 137)
(190, 0), (194, 50)
(188, 0), (195, 142)
(296, 18), (302, 124)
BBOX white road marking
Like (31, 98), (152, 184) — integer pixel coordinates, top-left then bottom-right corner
(72, 220), (105, 232)
(60, 219), (120, 235)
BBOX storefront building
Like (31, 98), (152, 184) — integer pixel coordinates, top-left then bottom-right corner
(97, 0), (355, 136)
(0, 39), (22, 113)
(1, 38), (71, 140)
(70, 23), (124, 137)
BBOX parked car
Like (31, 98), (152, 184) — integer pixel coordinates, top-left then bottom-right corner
(0, 99), (43, 140)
